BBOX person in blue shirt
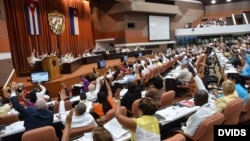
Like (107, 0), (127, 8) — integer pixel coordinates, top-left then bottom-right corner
(229, 52), (242, 68)
(241, 52), (250, 77)
(228, 74), (249, 104)
(9, 81), (54, 131)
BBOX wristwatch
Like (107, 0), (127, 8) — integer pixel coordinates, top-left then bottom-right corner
(114, 99), (120, 103)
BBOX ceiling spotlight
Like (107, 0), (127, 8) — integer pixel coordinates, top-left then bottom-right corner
(227, 0), (231, 2)
(211, 0), (216, 4)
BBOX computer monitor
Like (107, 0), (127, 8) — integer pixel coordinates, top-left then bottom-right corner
(121, 55), (128, 62)
(30, 71), (50, 84)
(97, 59), (106, 69)
(135, 52), (142, 58)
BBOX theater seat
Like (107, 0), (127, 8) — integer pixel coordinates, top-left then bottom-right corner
(163, 133), (186, 141)
(105, 106), (127, 122)
(239, 98), (250, 124)
(159, 90), (175, 108)
(222, 98), (244, 125)
(22, 126), (58, 141)
(53, 100), (72, 113)
(0, 114), (19, 126)
(131, 99), (141, 117)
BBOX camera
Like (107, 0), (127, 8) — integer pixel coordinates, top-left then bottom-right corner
(16, 83), (24, 96)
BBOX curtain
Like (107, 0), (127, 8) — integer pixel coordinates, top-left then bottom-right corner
(4, 0), (94, 74)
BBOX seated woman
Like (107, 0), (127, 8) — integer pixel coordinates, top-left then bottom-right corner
(121, 67), (142, 116)
(114, 89), (160, 141)
(214, 80), (239, 112)
(90, 76), (114, 121)
(20, 90), (37, 107)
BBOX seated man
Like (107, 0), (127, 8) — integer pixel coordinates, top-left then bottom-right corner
(58, 97), (97, 128)
(166, 90), (217, 137)
(86, 77), (101, 102)
(32, 82), (50, 100)
(180, 90), (217, 136)
(173, 64), (192, 96)
(10, 81), (54, 131)
(79, 92), (93, 113)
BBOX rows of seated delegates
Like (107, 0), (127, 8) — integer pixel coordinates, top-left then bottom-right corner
(1, 37), (250, 141)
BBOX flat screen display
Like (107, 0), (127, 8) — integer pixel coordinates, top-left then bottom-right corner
(98, 60), (106, 69)
(148, 15), (170, 41)
(135, 52), (142, 58)
(31, 71), (50, 84)
(121, 55), (128, 62)
(138, 52), (142, 58)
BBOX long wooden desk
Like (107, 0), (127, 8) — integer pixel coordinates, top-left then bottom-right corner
(82, 55), (104, 64)
(60, 58), (83, 74)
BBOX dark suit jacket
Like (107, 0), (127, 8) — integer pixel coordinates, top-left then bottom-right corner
(10, 96), (54, 131)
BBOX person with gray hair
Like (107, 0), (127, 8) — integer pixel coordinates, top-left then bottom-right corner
(58, 93), (97, 128)
(9, 81), (54, 131)
(86, 77), (101, 102)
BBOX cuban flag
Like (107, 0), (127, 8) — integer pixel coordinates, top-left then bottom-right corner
(69, 7), (79, 35)
(25, 0), (41, 35)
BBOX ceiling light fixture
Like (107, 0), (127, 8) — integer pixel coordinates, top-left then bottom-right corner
(227, 0), (231, 2)
(211, 0), (216, 4)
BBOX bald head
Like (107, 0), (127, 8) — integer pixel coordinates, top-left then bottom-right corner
(88, 84), (95, 92)
(35, 98), (46, 109)
(194, 90), (208, 106)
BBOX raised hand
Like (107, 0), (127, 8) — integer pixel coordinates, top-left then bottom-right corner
(187, 63), (196, 76)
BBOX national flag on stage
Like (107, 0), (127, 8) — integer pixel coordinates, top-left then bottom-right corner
(69, 7), (79, 35)
(25, 0), (41, 35)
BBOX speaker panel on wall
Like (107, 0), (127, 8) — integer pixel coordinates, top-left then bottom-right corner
(127, 23), (135, 28)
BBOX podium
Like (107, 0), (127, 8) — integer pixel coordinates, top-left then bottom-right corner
(42, 56), (61, 79)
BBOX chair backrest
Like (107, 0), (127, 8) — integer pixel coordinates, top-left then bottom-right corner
(239, 98), (250, 124)
(22, 126), (58, 141)
(159, 90), (175, 108)
(222, 98), (244, 125)
(105, 106), (127, 122)
(0, 114), (19, 126)
(163, 133), (186, 141)
(53, 100), (72, 113)
(193, 112), (224, 141)
(131, 99), (141, 117)
(69, 124), (96, 139)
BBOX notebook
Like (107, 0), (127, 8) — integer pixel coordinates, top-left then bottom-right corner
(103, 118), (129, 138)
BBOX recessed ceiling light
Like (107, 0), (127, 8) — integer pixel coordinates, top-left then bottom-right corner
(211, 0), (216, 4)
(227, 0), (231, 2)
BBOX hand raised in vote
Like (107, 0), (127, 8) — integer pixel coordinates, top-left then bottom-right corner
(114, 88), (121, 100)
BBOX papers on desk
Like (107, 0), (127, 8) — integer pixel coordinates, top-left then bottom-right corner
(103, 118), (129, 139)
(155, 105), (199, 125)
(154, 114), (166, 121)
(155, 107), (178, 122)
(9, 121), (24, 130)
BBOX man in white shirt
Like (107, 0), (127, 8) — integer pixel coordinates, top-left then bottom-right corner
(86, 78), (101, 102)
(79, 92), (93, 113)
(174, 64), (192, 85)
(181, 90), (217, 136)
(34, 82), (49, 100)
(59, 101), (97, 128)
